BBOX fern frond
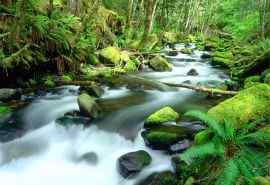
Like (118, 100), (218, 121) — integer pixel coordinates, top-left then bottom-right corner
(215, 159), (240, 185)
(185, 110), (224, 138)
(223, 119), (235, 142)
(181, 141), (224, 164)
(240, 131), (270, 145)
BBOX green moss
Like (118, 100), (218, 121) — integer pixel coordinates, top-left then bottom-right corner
(211, 51), (233, 68)
(149, 55), (172, 72)
(120, 51), (130, 63)
(142, 131), (180, 148)
(99, 47), (121, 65)
(181, 48), (193, 55)
(141, 34), (159, 51)
(124, 60), (137, 73)
(263, 72), (270, 84)
(162, 32), (178, 44)
(244, 75), (261, 88)
(43, 76), (55, 88)
(208, 84), (270, 128)
(128, 40), (141, 50)
(0, 105), (11, 116)
(145, 106), (179, 126)
(194, 130), (213, 145)
(256, 177), (270, 185)
(61, 74), (72, 82)
(88, 54), (100, 65)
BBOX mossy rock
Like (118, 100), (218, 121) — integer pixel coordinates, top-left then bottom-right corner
(181, 48), (193, 55)
(211, 51), (233, 68)
(142, 131), (184, 150)
(99, 47), (121, 65)
(88, 54), (100, 66)
(162, 32), (178, 44)
(194, 130), (213, 145)
(149, 55), (172, 72)
(145, 107), (179, 127)
(128, 40), (141, 50)
(244, 75), (261, 88)
(77, 93), (100, 118)
(136, 171), (179, 185)
(208, 84), (270, 128)
(0, 105), (11, 116)
(118, 150), (152, 178)
(256, 177), (270, 185)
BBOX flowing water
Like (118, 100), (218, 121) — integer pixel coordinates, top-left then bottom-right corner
(0, 45), (229, 185)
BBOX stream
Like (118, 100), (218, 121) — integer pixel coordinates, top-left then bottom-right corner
(0, 44), (229, 185)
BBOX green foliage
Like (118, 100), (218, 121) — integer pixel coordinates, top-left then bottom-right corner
(181, 110), (270, 185)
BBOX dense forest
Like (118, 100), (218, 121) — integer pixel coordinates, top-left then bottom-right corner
(0, 0), (270, 185)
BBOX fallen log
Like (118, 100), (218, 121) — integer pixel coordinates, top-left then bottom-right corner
(56, 79), (238, 96)
(163, 82), (238, 95)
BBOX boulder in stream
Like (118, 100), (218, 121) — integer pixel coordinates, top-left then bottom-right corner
(77, 93), (100, 118)
(168, 139), (193, 154)
(135, 171), (179, 185)
(79, 83), (104, 98)
(78, 152), (98, 165)
(144, 107), (179, 128)
(118, 150), (152, 178)
(149, 55), (172, 72)
(187, 69), (199, 76)
(56, 115), (91, 127)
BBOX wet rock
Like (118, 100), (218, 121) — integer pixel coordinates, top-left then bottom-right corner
(187, 69), (199, 76)
(180, 48), (193, 55)
(141, 124), (190, 150)
(0, 88), (21, 102)
(79, 84), (104, 98)
(183, 80), (192, 84)
(144, 107), (179, 128)
(56, 115), (91, 126)
(149, 55), (172, 72)
(168, 139), (192, 154)
(167, 50), (178, 56)
(179, 121), (205, 133)
(136, 171), (179, 185)
(118, 150), (152, 179)
(201, 52), (211, 59)
(77, 93), (100, 118)
(78, 152), (98, 165)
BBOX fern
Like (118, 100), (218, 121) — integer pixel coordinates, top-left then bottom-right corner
(215, 159), (240, 185)
(184, 110), (225, 138)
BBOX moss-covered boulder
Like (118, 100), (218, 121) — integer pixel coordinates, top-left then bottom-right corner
(79, 84), (104, 98)
(118, 150), (152, 178)
(211, 51), (233, 68)
(99, 47), (121, 65)
(136, 171), (179, 185)
(141, 124), (190, 150)
(181, 48), (193, 55)
(162, 32), (178, 44)
(244, 75), (261, 88)
(77, 93), (100, 118)
(56, 115), (90, 127)
(144, 107), (179, 127)
(61, 75), (73, 82)
(256, 177), (270, 185)
(208, 84), (270, 128)
(149, 56), (172, 72)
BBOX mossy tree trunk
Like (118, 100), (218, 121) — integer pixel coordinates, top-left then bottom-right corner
(127, 0), (134, 29)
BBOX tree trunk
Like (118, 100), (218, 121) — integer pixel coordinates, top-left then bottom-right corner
(142, 0), (158, 41)
(127, 0), (134, 29)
